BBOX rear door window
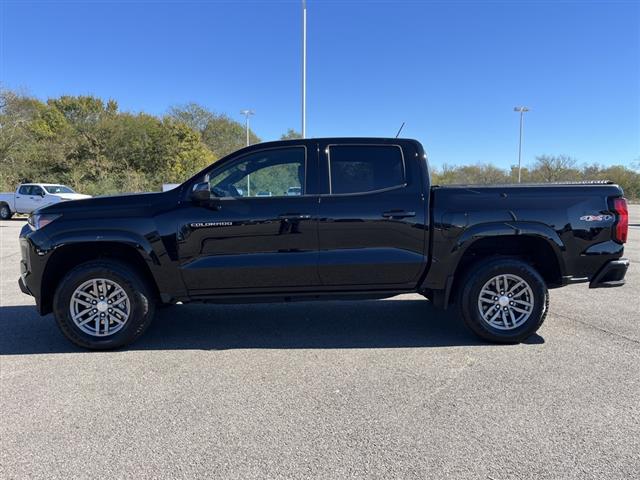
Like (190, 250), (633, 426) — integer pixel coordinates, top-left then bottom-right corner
(328, 145), (405, 194)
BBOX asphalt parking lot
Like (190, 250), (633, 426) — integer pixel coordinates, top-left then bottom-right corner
(1, 207), (639, 479)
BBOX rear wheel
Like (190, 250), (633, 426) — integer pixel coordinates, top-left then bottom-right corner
(53, 260), (156, 350)
(0, 204), (12, 220)
(459, 258), (548, 343)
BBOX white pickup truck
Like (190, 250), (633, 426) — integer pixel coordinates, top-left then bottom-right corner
(0, 183), (91, 219)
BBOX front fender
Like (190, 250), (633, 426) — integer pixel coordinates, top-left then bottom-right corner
(37, 223), (186, 308)
(46, 229), (160, 265)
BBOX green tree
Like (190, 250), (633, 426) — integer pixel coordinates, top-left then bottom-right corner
(431, 163), (509, 185)
(168, 103), (260, 158)
(48, 95), (116, 129)
(0, 90), (217, 195)
(280, 129), (302, 140)
(581, 163), (640, 199)
(167, 102), (214, 132)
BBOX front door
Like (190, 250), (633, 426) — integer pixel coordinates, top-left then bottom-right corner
(177, 145), (320, 293)
(316, 142), (427, 288)
(15, 185), (44, 213)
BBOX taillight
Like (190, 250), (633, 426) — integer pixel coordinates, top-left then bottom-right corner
(611, 197), (628, 244)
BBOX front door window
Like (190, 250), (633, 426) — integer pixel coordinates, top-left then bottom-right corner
(208, 147), (306, 199)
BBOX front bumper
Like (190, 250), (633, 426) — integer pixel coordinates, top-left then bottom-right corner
(589, 258), (629, 288)
(19, 223), (52, 314)
(18, 276), (32, 296)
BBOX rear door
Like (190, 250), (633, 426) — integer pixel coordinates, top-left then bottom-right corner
(316, 141), (427, 288)
(176, 144), (321, 293)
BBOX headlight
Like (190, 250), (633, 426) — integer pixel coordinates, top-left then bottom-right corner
(28, 213), (61, 230)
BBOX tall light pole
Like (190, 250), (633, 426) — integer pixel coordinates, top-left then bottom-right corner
(240, 109), (254, 196)
(240, 109), (254, 146)
(301, 0), (307, 138)
(514, 106), (529, 183)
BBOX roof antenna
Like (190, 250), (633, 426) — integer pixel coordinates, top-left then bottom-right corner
(395, 122), (405, 138)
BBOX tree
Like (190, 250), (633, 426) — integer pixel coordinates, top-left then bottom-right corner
(0, 90), (217, 195)
(47, 95), (116, 129)
(168, 103), (260, 158)
(509, 165), (531, 183)
(585, 164), (640, 200)
(0, 90), (34, 186)
(201, 114), (260, 158)
(167, 102), (214, 132)
(281, 129), (302, 140)
(161, 119), (215, 183)
(530, 155), (578, 182)
(431, 163), (509, 185)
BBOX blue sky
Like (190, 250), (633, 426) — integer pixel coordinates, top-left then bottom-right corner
(2, 0), (639, 169)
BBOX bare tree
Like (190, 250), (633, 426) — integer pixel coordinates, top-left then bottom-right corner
(531, 155), (578, 182)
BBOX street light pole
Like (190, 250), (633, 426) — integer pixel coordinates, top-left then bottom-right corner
(240, 109), (254, 147)
(302, 0), (307, 138)
(513, 106), (529, 183)
(240, 109), (254, 196)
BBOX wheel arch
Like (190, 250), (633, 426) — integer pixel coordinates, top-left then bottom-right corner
(40, 241), (161, 315)
(447, 232), (564, 306)
(425, 222), (566, 309)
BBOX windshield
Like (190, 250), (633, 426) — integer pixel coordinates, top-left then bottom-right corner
(44, 185), (75, 194)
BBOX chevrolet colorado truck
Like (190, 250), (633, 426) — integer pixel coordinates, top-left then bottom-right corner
(18, 138), (629, 349)
(0, 183), (90, 219)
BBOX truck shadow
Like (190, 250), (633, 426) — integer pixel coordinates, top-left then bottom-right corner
(0, 299), (544, 355)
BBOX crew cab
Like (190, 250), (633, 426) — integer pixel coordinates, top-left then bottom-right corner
(18, 138), (629, 350)
(0, 183), (91, 219)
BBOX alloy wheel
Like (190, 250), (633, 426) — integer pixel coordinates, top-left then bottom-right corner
(477, 273), (534, 330)
(69, 278), (131, 337)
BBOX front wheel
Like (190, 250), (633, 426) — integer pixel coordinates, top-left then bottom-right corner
(53, 260), (156, 350)
(459, 258), (548, 343)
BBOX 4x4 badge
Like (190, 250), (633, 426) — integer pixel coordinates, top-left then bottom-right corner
(580, 214), (613, 222)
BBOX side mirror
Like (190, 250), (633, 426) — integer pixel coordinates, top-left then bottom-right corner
(190, 182), (211, 202)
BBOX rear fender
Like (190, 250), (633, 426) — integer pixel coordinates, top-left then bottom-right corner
(454, 221), (565, 256)
(423, 221), (567, 294)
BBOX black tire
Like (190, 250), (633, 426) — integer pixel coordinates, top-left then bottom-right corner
(53, 260), (156, 350)
(458, 258), (548, 343)
(0, 203), (13, 220)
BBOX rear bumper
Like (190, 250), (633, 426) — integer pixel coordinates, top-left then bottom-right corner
(589, 258), (629, 288)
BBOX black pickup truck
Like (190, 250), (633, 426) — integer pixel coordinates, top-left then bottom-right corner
(18, 138), (629, 349)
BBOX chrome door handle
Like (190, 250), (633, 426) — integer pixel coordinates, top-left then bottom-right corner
(382, 210), (416, 219)
(278, 213), (311, 221)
